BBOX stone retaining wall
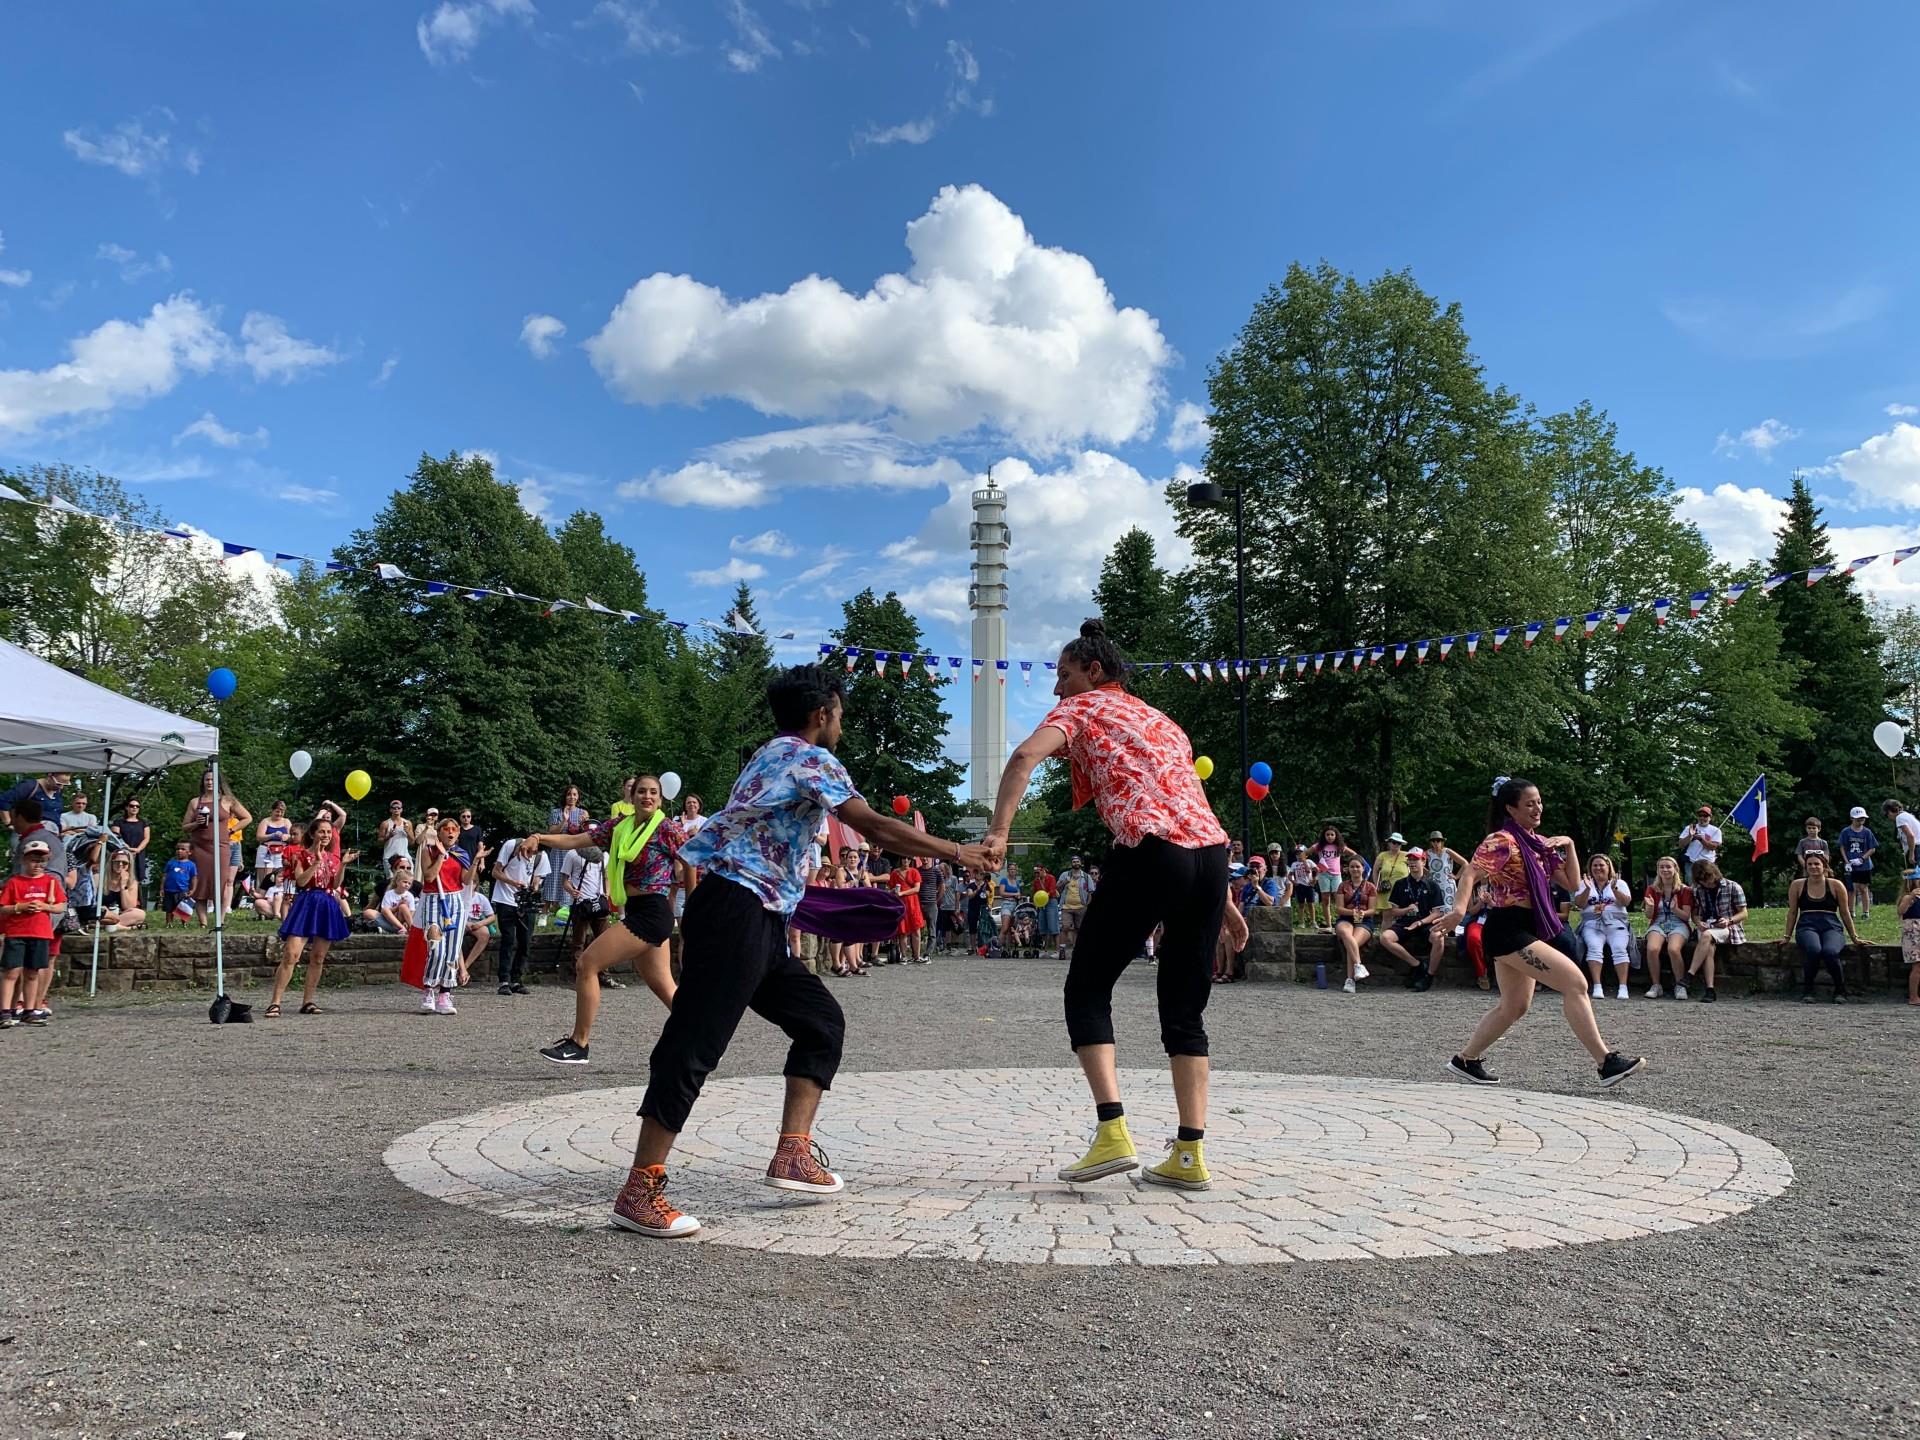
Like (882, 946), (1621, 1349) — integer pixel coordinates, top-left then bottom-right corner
(1237, 910), (1910, 994)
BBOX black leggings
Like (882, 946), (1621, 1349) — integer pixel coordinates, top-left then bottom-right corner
(494, 900), (532, 984)
(1795, 914), (1847, 993)
(640, 876), (846, 1133)
(1065, 836), (1229, 1056)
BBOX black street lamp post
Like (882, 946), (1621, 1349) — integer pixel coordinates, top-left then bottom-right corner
(1187, 478), (1250, 859)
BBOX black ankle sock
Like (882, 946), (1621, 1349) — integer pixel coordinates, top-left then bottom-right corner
(1177, 1125), (1204, 1142)
(1096, 1102), (1125, 1123)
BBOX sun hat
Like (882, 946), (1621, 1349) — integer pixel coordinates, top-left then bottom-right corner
(1387, 832), (1405, 845)
(1428, 830), (1444, 841)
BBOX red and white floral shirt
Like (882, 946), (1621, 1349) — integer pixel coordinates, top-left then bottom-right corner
(1041, 684), (1228, 851)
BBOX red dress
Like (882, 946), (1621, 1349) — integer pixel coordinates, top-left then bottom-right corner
(892, 867), (925, 936)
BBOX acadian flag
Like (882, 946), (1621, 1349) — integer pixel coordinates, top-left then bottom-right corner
(1351, 649), (1367, 669)
(1729, 774), (1769, 861)
(873, 650), (889, 676)
(1653, 598), (1672, 626)
(1368, 646), (1384, 666)
(1314, 654), (1326, 674)
(1553, 617), (1572, 642)
(1582, 613), (1601, 638)
(1392, 643), (1407, 666)
(1294, 656), (1307, 676)
(1439, 636), (1455, 660)
(424, 582), (450, 596)
(1805, 565), (1834, 587)
(1019, 661), (1033, 686)
(1258, 658), (1271, 676)
(995, 659), (1008, 686)
(1492, 627), (1511, 651)
(1762, 573), (1790, 595)
(1725, 582), (1750, 605)
(1524, 622), (1543, 648)
(1893, 546), (1920, 565)
(1185, 663), (1200, 681)
(1415, 639), (1430, 664)
(949, 656), (963, 672)
(374, 562), (405, 581)
(584, 596), (618, 615)
(222, 541), (257, 559)
(971, 658), (983, 683)
(1465, 632), (1481, 658)
(1613, 605), (1633, 632)
(1690, 591), (1711, 618)
(1332, 651), (1345, 671)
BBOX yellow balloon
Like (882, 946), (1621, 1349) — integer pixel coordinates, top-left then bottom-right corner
(1194, 755), (1214, 780)
(344, 769), (372, 801)
(1033, 890), (1050, 908)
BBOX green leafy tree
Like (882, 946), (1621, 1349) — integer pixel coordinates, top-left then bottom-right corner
(291, 452), (619, 836)
(1187, 263), (1554, 852)
(1767, 475), (1891, 830)
(830, 588), (964, 840)
(1877, 603), (1920, 744)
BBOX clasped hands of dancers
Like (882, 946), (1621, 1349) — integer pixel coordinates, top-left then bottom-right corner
(547, 620), (1644, 1241)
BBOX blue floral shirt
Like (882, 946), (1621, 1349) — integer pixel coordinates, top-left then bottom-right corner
(680, 735), (860, 915)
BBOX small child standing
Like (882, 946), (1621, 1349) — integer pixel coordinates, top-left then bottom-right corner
(2, 840), (67, 1027)
(161, 842), (197, 927)
(1901, 870), (1920, 1007)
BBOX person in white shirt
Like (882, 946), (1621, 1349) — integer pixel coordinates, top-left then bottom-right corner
(561, 844), (614, 977)
(1678, 805), (1722, 883)
(1882, 799), (1920, 870)
(1572, 854), (1634, 1000)
(489, 836), (550, 995)
(59, 793), (99, 837)
(363, 857), (417, 934)
(462, 889), (495, 981)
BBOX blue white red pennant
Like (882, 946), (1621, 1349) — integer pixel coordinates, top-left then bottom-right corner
(1729, 774), (1769, 860)
(1582, 613), (1601, 637)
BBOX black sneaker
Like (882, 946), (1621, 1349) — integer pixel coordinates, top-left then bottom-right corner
(1446, 1055), (1499, 1085)
(1802, 991), (1816, 1004)
(1702, 987), (1716, 1004)
(19, 1011), (48, 1027)
(1597, 1052), (1646, 1088)
(540, 1036), (590, 1065)
(1832, 992), (1847, 1004)
(510, 983), (531, 996)
(498, 983), (513, 996)
(0, 1015), (15, 1029)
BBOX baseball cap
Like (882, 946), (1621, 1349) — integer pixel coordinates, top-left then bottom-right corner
(1696, 805), (1713, 817)
(1388, 832), (1405, 845)
(1851, 806), (1868, 819)
(22, 839), (50, 855)
(1407, 847), (1427, 859)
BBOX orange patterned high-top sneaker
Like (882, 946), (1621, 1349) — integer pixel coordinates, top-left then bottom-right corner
(764, 1133), (844, 1194)
(610, 1164), (700, 1238)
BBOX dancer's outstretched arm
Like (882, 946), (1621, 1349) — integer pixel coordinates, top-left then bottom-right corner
(836, 797), (989, 873)
(980, 724), (1067, 865)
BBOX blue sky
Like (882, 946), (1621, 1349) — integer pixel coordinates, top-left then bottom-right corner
(4, 0), (1919, 753)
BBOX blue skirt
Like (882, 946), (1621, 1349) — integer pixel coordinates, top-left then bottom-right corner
(280, 889), (350, 942)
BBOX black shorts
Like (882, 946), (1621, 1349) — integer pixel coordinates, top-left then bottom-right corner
(2, 936), (51, 971)
(1384, 923), (1436, 949)
(1480, 907), (1541, 960)
(621, 893), (673, 945)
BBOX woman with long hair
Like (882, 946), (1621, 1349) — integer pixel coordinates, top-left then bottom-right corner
(537, 775), (690, 1066)
(180, 770), (251, 929)
(100, 850), (147, 930)
(1572, 853), (1633, 1000)
(1641, 855), (1693, 999)
(1783, 850), (1861, 1003)
(409, 816), (484, 1015)
(542, 784), (587, 915)
(1311, 824), (1360, 931)
(265, 812), (359, 1017)
(1331, 854), (1377, 995)
(982, 619), (1241, 1192)
(1440, 777), (1644, 1087)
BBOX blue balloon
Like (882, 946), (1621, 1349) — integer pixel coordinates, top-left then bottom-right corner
(206, 667), (238, 701)
(1249, 760), (1273, 787)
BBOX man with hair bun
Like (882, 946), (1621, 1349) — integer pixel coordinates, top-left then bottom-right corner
(982, 618), (1242, 1193)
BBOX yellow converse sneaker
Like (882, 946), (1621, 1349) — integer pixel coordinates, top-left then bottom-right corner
(1140, 1137), (1211, 1191)
(1057, 1117), (1138, 1182)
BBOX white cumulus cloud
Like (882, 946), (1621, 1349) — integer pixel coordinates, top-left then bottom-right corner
(1887, 403), (1918, 418)
(520, 312), (567, 358)
(731, 529), (797, 557)
(583, 184), (1171, 454)
(619, 422), (968, 509)
(1713, 417), (1800, 459)
(0, 295), (229, 434)
(240, 312), (342, 382)
(175, 412), (269, 449)
(417, 0), (536, 64)
(1826, 422), (1920, 509)
(688, 556), (767, 587)
(1167, 400), (1211, 453)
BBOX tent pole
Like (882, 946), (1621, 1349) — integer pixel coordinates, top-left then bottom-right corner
(88, 770), (112, 997)
(212, 754), (225, 996)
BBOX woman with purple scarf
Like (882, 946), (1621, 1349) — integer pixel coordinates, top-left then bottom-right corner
(1439, 777), (1646, 1089)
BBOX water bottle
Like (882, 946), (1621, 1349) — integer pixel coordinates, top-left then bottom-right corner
(1314, 962), (1327, 989)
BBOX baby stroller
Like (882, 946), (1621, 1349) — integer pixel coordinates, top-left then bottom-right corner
(1007, 900), (1041, 958)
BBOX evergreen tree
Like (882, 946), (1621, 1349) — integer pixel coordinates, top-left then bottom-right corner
(830, 589), (965, 839)
(1768, 475), (1891, 830)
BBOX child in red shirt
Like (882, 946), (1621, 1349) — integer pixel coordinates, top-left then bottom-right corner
(2, 839), (67, 1027)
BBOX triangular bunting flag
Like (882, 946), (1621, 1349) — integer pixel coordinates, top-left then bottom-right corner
(1332, 652), (1345, 671)
(1582, 613), (1601, 637)
(374, 562), (404, 581)
(1019, 661), (1033, 686)
(1690, 591), (1710, 617)
(873, 651), (890, 676)
(847, 647), (862, 672)
(1554, 618), (1572, 641)
(1524, 622), (1543, 647)
(1313, 654), (1325, 674)
(1653, 598), (1671, 626)
(1368, 646), (1384, 666)
(1806, 565), (1834, 587)
(584, 596), (617, 615)
(1464, 633), (1480, 658)
(1761, 574), (1789, 594)
(1725, 582), (1750, 604)
(1845, 555), (1876, 575)
(1293, 656), (1307, 676)
(425, 582), (450, 595)
(1439, 636), (1454, 660)
(1894, 546), (1920, 565)
(1492, 628), (1510, 651)
(1415, 639), (1430, 664)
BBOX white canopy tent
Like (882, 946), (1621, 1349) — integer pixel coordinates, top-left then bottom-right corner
(0, 638), (222, 995)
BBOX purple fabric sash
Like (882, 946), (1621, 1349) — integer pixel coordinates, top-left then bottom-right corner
(1502, 820), (1564, 940)
(791, 885), (905, 943)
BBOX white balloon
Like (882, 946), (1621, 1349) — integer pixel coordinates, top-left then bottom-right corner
(659, 771), (682, 801)
(1873, 721), (1906, 758)
(288, 749), (313, 779)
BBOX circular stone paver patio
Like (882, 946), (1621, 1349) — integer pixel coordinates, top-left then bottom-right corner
(383, 1068), (1793, 1266)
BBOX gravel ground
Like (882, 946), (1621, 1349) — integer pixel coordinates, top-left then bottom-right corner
(2, 959), (1915, 1440)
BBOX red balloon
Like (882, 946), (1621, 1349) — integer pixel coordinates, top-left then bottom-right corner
(891, 795), (911, 815)
(1245, 779), (1270, 802)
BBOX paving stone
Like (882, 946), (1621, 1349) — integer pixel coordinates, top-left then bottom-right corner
(384, 1067), (1794, 1268)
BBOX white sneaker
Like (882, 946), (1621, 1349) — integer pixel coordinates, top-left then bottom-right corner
(1341, 978), (1357, 995)
(435, 990), (457, 1015)
(1616, 984), (1629, 1001)
(1674, 984), (1689, 1000)
(420, 994), (437, 1013)
(1645, 985), (1664, 999)
(1590, 983), (1604, 999)
(1354, 963), (1370, 981)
